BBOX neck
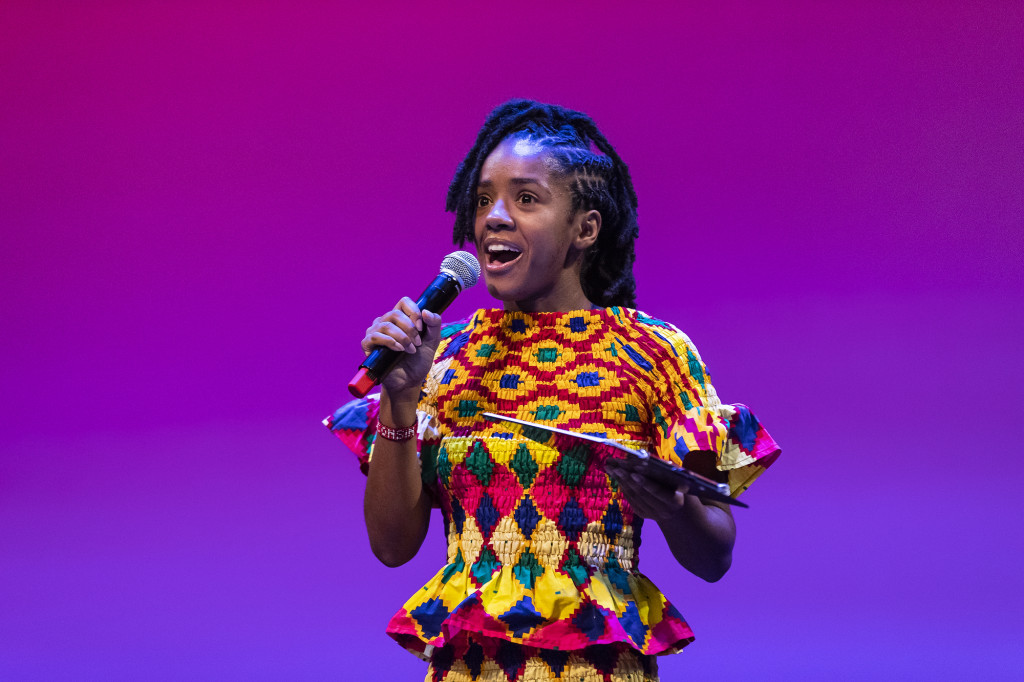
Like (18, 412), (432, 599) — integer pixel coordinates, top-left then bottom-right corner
(500, 262), (594, 312)
(503, 289), (595, 313)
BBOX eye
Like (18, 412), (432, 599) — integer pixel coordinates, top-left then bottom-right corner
(476, 194), (491, 208)
(519, 193), (536, 205)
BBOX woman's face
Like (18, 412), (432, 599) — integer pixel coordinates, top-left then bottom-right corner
(473, 138), (600, 312)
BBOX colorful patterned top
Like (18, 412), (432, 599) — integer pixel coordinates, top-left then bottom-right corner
(325, 307), (780, 660)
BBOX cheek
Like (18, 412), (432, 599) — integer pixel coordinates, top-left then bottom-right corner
(472, 217), (486, 244)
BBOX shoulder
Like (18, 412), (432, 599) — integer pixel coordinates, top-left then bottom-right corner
(615, 308), (700, 361)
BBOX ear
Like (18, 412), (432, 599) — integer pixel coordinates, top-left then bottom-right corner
(574, 209), (602, 250)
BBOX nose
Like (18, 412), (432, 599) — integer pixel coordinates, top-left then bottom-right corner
(485, 199), (512, 230)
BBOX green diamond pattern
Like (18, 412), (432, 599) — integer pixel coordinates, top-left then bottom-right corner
(556, 443), (589, 487)
(465, 441), (493, 485)
(510, 444), (539, 488)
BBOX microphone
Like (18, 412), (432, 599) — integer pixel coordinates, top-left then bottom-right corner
(348, 250), (481, 398)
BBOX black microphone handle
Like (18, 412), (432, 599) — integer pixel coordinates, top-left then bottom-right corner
(356, 272), (462, 387)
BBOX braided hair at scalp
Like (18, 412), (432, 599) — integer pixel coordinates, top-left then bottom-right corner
(446, 100), (640, 308)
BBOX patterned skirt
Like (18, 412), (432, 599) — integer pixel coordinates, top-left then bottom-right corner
(425, 635), (659, 682)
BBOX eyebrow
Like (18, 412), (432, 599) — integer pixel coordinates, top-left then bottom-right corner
(476, 177), (546, 189)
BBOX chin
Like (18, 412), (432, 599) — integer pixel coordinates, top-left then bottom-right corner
(485, 282), (502, 300)
(483, 276), (518, 304)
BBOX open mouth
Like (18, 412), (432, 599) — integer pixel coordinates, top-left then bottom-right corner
(485, 243), (523, 267)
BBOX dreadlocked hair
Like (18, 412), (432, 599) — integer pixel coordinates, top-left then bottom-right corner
(446, 99), (640, 308)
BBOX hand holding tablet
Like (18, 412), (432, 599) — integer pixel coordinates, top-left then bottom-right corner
(481, 412), (747, 509)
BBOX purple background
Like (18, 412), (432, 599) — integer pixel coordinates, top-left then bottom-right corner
(2, 2), (1022, 679)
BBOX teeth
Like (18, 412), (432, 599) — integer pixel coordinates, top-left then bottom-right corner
(487, 244), (522, 254)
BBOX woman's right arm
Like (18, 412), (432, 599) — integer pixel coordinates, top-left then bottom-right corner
(360, 298), (442, 567)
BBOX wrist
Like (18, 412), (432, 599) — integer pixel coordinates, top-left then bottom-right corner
(376, 418), (417, 442)
(379, 388), (419, 428)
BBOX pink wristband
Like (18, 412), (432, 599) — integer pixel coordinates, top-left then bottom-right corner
(376, 420), (416, 442)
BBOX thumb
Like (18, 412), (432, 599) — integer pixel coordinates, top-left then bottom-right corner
(421, 310), (443, 335)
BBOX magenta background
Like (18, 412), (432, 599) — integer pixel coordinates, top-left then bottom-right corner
(2, 2), (1022, 679)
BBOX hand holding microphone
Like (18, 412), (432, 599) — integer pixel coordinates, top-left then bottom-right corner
(349, 251), (481, 398)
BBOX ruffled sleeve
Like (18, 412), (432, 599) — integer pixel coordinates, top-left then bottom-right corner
(322, 315), (477, 491)
(323, 395), (380, 475)
(631, 313), (781, 497)
(662, 400), (781, 497)
(324, 394), (443, 496)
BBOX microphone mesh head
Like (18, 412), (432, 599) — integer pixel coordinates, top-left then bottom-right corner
(441, 251), (481, 289)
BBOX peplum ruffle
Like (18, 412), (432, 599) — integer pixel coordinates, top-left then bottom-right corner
(386, 547), (695, 659)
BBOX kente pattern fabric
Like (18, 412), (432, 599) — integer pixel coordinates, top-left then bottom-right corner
(325, 307), (780, 664)
(424, 635), (658, 681)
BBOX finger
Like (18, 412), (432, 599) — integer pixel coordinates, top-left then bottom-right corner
(623, 488), (684, 521)
(364, 328), (411, 354)
(421, 309), (443, 332)
(615, 469), (687, 520)
(395, 296), (424, 332)
(378, 307), (425, 347)
(635, 489), (688, 520)
(606, 462), (644, 493)
(606, 456), (640, 474)
(628, 497), (661, 520)
(629, 469), (688, 505)
(616, 479), (662, 519)
(632, 459), (692, 497)
(364, 318), (419, 354)
(381, 306), (420, 337)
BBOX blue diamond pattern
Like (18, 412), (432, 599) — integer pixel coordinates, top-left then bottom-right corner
(498, 597), (546, 638)
(558, 498), (586, 542)
(475, 492), (499, 538)
(602, 500), (623, 540)
(409, 597), (449, 639)
(572, 601), (607, 641)
(513, 496), (540, 539)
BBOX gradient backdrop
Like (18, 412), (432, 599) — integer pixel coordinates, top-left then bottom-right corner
(2, 2), (1022, 679)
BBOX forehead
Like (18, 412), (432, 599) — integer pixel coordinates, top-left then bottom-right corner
(478, 138), (561, 184)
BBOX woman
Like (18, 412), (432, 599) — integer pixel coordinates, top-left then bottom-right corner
(327, 99), (780, 681)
